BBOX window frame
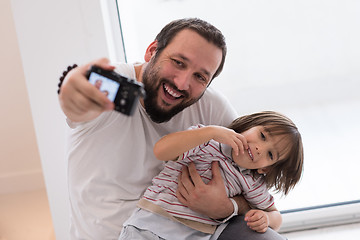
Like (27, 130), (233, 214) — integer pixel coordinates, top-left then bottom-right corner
(103, 0), (360, 233)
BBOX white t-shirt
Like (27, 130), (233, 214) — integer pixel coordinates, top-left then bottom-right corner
(66, 62), (237, 240)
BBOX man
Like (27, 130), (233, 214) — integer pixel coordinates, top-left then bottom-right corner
(59, 18), (285, 240)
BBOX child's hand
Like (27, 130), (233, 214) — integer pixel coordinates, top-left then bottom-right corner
(244, 209), (270, 233)
(209, 126), (248, 156)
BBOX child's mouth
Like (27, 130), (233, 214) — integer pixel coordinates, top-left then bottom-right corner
(248, 148), (254, 160)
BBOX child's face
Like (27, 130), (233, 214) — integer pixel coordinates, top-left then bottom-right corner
(232, 126), (289, 174)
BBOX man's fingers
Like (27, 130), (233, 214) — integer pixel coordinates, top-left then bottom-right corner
(58, 57), (118, 122)
(177, 172), (189, 196)
(187, 162), (205, 186)
(179, 166), (195, 192)
(210, 161), (223, 182)
(176, 182), (188, 206)
(79, 80), (113, 110)
(83, 57), (115, 74)
(70, 60), (114, 111)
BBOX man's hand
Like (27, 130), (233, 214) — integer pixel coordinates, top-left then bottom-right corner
(176, 161), (233, 219)
(58, 58), (115, 122)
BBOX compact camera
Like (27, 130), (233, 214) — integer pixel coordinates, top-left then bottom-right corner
(86, 65), (146, 116)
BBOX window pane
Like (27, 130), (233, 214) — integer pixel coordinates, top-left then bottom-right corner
(116, 0), (360, 210)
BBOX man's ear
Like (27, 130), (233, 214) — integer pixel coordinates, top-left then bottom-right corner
(144, 41), (158, 62)
(257, 167), (269, 174)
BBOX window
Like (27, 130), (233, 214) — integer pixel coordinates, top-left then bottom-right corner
(111, 0), (360, 231)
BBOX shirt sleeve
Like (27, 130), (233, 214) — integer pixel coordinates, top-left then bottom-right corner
(242, 175), (275, 210)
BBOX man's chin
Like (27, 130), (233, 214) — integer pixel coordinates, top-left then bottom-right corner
(144, 92), (198, 123)
(145, 102), (185, 123)
(147, 110), (176, 123)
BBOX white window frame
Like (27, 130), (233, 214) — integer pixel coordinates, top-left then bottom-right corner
(100, 0), (127, 63)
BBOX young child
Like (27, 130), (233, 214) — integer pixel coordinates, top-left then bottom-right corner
(119, 111), (304, 240)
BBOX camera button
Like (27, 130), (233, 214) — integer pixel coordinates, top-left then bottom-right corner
(120, 99), (126, 106)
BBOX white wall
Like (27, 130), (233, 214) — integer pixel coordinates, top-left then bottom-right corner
(10, 0), (112, 239)
(0, 0), (44, 195)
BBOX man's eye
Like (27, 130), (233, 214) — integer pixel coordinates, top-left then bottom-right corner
(172, 59), (183, 67)
(194, 73), (207, 83)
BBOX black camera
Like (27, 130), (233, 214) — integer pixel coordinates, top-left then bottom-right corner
(86, 65), (146, 116)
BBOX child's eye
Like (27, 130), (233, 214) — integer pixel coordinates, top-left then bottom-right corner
(261, 132), (266, 140)
(268, 151), (274, 160)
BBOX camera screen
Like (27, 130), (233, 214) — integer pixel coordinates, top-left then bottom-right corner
(88, 72), (120, 102)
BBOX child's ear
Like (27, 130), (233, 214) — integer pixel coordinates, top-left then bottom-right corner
(257, 167), (269, 174)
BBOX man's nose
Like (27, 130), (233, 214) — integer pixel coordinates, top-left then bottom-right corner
(173, 71), (191, 90)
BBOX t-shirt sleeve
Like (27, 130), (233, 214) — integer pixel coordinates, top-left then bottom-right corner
(196, 87), (238, 128)
(242, 176), (275, 210)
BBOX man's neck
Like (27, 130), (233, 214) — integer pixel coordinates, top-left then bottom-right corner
(133, 63), (146, 107)
(134, 63), (145, 83)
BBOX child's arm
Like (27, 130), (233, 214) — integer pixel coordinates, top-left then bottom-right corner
(153, 125), (248, 161)
(244, 206), (282, 232)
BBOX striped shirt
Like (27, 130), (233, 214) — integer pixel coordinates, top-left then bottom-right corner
(142, 124), (274, 226)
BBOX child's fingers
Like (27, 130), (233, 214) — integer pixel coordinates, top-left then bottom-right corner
(245, 210), (269, 233)
(244, 209), (258, 221)
(248, 222), (268, 233)
(230, 140), (240, 156)
(237, 133), (248, 150)
(233, 134), (248, 154)
(248, 217), (268, 233)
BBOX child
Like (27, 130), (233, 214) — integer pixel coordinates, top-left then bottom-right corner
(119, 111), (304, 240)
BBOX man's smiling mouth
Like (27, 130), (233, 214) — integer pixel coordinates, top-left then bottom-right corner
(163, 83), (184, 100)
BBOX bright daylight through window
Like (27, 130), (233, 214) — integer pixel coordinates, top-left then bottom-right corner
(114, 0), (360, 225)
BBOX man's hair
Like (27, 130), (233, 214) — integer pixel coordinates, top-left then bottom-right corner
(154, 18), (227, 81)
(228, 111), (304, 195)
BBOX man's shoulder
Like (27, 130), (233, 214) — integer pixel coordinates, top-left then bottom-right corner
(197, 87), (236, 113)
(202, 86), (225, 99)
(113, 62), (136, 79)
(174, 87), (237, 127)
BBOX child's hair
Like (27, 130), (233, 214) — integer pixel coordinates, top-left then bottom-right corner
(228, 111), (304, 195)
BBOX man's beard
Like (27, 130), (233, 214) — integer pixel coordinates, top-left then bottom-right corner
(142, 60), (203, 123)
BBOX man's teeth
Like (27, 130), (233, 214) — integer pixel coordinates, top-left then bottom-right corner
(164, 84), (181, 98)
(248, 148), (253, 160)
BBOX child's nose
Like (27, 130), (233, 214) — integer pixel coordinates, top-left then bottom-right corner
(255, 145), (264, 156)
